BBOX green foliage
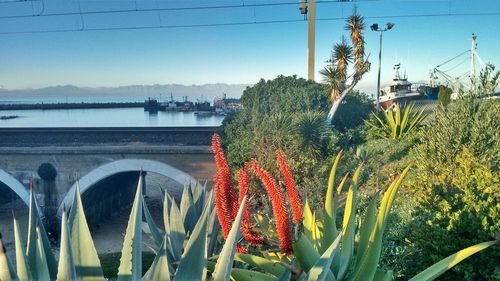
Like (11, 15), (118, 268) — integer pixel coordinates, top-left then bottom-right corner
(477, 63), (500, 98)
(37, 163), (57, 181)
(437, 86), (452, 106)
(366, 103), (426, 141)
(405, 98), (500, 280)
(331, 91), (373, 132)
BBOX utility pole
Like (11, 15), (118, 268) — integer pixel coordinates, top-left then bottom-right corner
(307, 0), (316, 81)
(300, 0), (316, 81)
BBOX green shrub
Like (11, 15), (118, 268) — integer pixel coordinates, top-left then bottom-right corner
(437, 86), (452, 106)
(404, 98), (500, 280)
(331, 91), (373, 132)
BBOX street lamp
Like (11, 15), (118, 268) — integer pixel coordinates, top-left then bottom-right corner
(371, 22), (394, 110)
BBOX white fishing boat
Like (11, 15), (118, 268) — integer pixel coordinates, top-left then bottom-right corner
(378, 63), (424, 109)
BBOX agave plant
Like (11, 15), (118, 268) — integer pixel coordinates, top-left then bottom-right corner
(0, 174), (248, 281)
(366, 103), (426, 140)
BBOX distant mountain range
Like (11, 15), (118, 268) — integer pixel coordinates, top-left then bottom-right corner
(0, 83), (251, 99)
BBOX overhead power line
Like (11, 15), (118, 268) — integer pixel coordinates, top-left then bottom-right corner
(0, 0), (377, 19)
(0, 11), (498, 35)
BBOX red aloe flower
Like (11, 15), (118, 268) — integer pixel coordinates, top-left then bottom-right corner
(213, 172), (233, 238)
(249, 160), (293, 254)
(276, 149), (303, 224)
(211, 134), (238, 238)
(237, 169), (265, 245)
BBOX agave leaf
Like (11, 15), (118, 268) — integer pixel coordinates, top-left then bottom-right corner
(35, 227), (51, 281)
(57, 209), (77, 281)
(0, 234), (19, 281)
(213, 196), (248, 281)
(355, 194), (378, 267)
(13, 216), (32, 281)
(306, 233), (342, 281)
(323, 151), (343, 253)
(234, 254), (286, 277)
(277, 269), (292, 281)
(400, 104), (411, 134)
(169, 197), (186, 262)
(303, 201), (321, 251)
(180, 185), (197, 233)
(408, 240), (499, 281)
(117, 176), (144, 281)
(292, 235), (320, 272)
(336, 164), (362, 280)
(143, 235), (171, 281)
(163, 193), (171, 237)
(352, 164), (412, 281)
(68, 183), (104, 281)
(143, 197), (163, 247)
(174, 192), (213, 281)
(26, 190), (57, 280)
(207, 206), (220, 258)
(192, 182), (206, 218)
(293, 235), (336, 281)
(230, 268), (277, 281)
(373, 268), (393, 281)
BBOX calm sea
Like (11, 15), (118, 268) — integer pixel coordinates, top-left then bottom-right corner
(0, 95), (225, 127)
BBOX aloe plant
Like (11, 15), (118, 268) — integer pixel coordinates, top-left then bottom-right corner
(367, 103), (426, 140)
(232, 151), (497, 281)
(0, 175), (243, 281)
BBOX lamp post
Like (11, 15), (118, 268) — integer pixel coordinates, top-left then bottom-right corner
(371, 22), (394, 110)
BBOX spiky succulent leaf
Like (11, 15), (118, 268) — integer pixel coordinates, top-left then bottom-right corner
(306, 233), (342, 281)
(174, 192), (213, 281)
(408, 240), (499, 281)
(303, 200), (322, 251)
(0, 234), (18, 281)
(169, 197), (186, 262)
(352, 165), (412, 281)
(336, 164), (362, 280)
(35, 227), (51, 281)
(117, 177), (143, 281)
(234, 254), (286, 277)
(68, 183), (104, 281)
(230, 268), (277, 281)
(143, 197), (163, 247)
(180, 185), (197, 233)
(356, 194), (378, 267)
(13, 216), (32, 281)
(212, 196), (248, 281)
(26, 190), (57, 280)
(323, 151), (343, 252)
(143, 235), (171, 281)
(57, 209), (77, 281)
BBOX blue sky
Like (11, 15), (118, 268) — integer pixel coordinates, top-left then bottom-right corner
(0, 0), (498, 95)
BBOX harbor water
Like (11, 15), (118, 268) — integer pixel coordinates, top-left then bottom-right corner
(0, 107), (225, 127)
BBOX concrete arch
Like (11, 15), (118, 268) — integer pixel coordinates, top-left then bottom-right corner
(57, 159), (197, 217)
(0, 169), (29, 206)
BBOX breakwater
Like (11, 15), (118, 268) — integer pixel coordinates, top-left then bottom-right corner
(0, 101), (144, 110)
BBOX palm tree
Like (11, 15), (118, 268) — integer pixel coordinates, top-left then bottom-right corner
(323, 9), (371, 123)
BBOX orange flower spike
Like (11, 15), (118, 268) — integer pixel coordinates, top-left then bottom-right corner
(276, 149), (303, 224)
(211, 133), (238, 238)
(237, 169), (265, 245)
(211, 134), (238, 217)
(251, 160), (293, 254)
(213, 173), (233, 238)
